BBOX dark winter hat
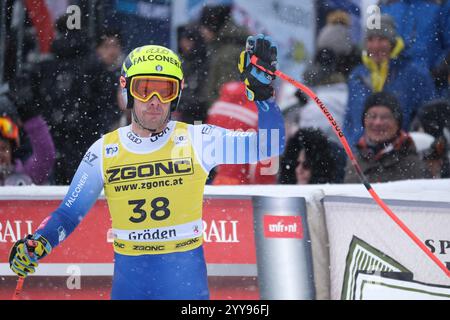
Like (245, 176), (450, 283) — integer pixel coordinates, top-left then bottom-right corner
(362, 92), (403, 128)
(365, 14), (397, 46)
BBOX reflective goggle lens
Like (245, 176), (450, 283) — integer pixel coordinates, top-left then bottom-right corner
(130, 76), (179, 103)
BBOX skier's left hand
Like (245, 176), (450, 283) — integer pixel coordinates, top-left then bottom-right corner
(238, 34), (278, 101)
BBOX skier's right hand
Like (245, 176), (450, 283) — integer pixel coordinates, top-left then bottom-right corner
(238, 34), (278, 101)
(9, 234), (52, 278)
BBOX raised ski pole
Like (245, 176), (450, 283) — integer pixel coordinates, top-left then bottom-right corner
(250, 55), (450, 278)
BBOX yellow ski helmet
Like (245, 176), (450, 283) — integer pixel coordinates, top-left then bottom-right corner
(120, 45), (184, 111)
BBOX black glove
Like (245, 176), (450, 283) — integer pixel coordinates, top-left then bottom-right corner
(9, 234), (52, 278)
(238, 34), (278, 101)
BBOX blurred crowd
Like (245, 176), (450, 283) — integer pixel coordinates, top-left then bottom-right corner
(0, 1), (449, 186)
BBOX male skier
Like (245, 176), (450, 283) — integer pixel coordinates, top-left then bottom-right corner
(9, 34), (285, 299)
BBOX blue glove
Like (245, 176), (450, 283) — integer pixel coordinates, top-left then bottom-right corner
(9, 234), (52, 278)
(238, 34), (278, 101)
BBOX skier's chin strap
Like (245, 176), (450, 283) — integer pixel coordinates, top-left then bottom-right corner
(131, 107), (171, 135)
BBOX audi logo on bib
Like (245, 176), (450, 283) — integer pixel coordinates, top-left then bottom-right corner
(127, 131), (142, 144)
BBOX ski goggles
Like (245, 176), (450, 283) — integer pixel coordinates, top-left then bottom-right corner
(0, 117), (19, 144)
(129, 76), (180, 104)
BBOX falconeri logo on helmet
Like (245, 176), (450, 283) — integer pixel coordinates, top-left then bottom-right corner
(132, 54), (181, 69)
(156, 65), (163, 71)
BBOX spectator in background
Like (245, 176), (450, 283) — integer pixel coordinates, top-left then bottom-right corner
(417, 99), (450, 178)
(33, 14), (89, 184)
(344, 92), (431, 183)
(0, 93), (55, 185)
(431, 51), (449, 99)
(379, 0), (449, 71)
(343, 14), (436, 147)
(206, 82), (277, 184)
(279, 128), (343, 184)
(176, 23), (209, 124)
(81, 28), (124, 151)
(22, 0), (55, 54)
(296, 10), (357, 145)
(199, 4), (250, 106)
(418, 99), (450, 141)
(318, 9), (361, 78)
(422, 135), (449, 179)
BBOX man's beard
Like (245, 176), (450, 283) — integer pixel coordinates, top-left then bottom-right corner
(132, 108), (170, 133)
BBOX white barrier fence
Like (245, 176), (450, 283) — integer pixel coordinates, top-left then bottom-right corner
(0, 178), (449, 299)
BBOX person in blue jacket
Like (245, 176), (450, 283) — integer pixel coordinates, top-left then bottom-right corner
(379, 0), (450, 98)
(343, 14), (436, 147)
(379, 0), (449, 71)
(380, 0), (448, 69)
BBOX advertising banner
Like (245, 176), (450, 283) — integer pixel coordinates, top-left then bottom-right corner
(354, 272), (450, 300)
(0, 195), (259, 299)
(323, 196), (450, 300)
(252, 196), (315, 300)
(0, 196), (256, 275)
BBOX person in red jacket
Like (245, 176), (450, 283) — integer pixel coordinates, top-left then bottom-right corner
(206, 81), (277, 184)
